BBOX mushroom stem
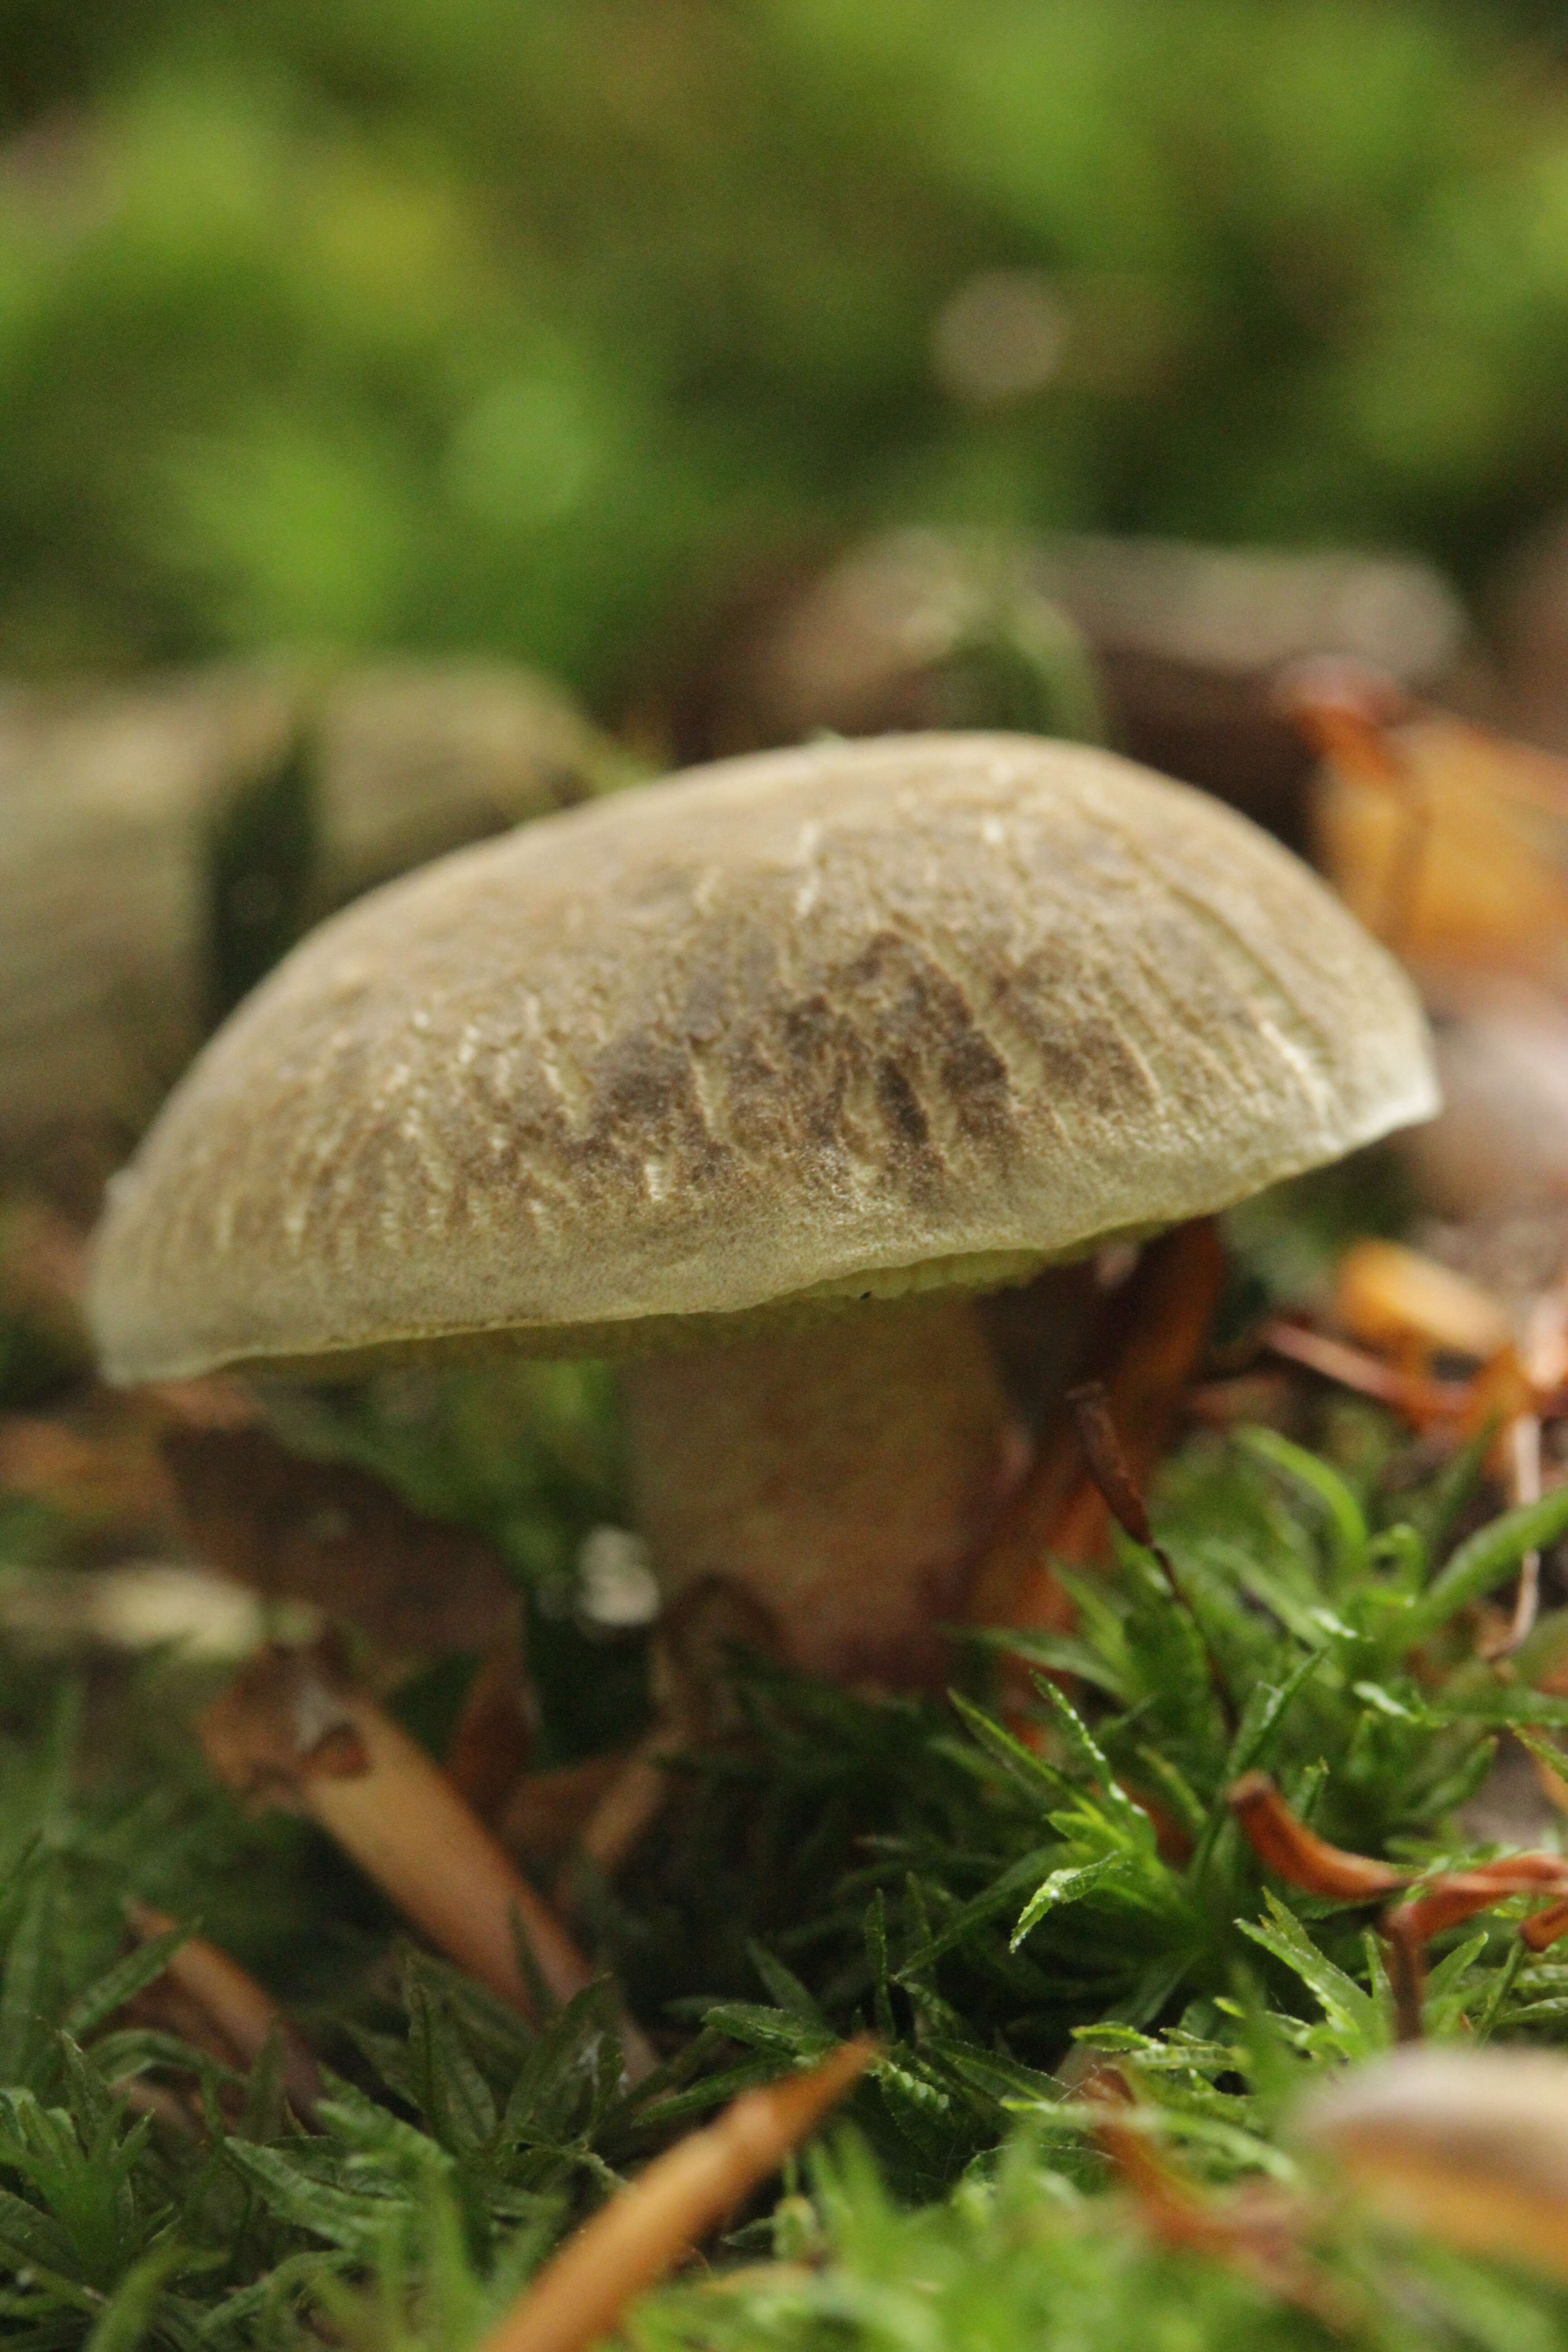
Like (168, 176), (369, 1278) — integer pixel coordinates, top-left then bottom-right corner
(620, 1293), (1025, 1686)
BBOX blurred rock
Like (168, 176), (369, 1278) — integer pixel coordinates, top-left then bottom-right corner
(1042, 536), (1465, 843)
(309, 660), (638, 909)
(1480, 513), (1568, 753)
(0, 658), (632, 1190)
(656, 528), (1466, 848)
(1403, 976), (1568, 1220)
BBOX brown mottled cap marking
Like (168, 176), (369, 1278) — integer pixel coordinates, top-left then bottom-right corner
(90, 733), (1437, 1383)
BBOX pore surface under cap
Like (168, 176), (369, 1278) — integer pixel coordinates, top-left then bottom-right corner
(92, 734), (1437, 1382)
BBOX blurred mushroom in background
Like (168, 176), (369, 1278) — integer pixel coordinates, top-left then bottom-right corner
(1295, 2045), (1568, 2287)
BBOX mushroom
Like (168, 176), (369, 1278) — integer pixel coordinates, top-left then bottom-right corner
(89, 733), (1437, 1683)
(1294, 2045), (1568, 2285)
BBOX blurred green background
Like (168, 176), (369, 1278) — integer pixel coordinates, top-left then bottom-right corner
(4, 0), (1568, 702)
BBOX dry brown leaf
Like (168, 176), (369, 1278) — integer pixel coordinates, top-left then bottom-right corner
(1311, 705), (1568, 989)
(0, 1404), (180, 1529)
(1333, 1240), (1512, 1364)
(446, 1641), (534, 1825)
(162, 1424), (519, 1661)
(499, 1751), (638, 1872)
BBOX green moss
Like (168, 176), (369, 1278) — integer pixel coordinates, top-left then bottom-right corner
(3, 1399), (1568, 2343)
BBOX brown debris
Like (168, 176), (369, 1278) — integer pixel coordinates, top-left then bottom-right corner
(0, 1406), (179, 1528)
(1306, 682), (1568, 990)
(1290, 676), (1568, 1221)
(1261, 1320), (1469, 1430)
(500, 1751), (640, 1873)
(474, 2039), (876, 2352)
(163, 1422), (520, 1664)
(1333, 1240), (1512, 1366)
(499, 1588), (774, 1882)
(446, 1640), (535, 1826)
(558, 1578), (781, 1904)
(1227, 1774), (1406, 1903)
(1259, 1225), (1568, 1665)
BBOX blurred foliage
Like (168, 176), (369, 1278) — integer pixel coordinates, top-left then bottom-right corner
(5, 3), (1568, 693)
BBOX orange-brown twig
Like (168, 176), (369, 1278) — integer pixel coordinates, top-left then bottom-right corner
(200, 1642), (656, 2079)
(966, 1222), (1225, 1707)
(1230, 1773), (1568, 2039)
(126, 1902), (321, 2120)
(473, 2040), (877, 2352)
(1228, 1775), (1408, 1901)
(1261, 1321), (1470, 1430)
(1383, 1857), (1568, 2039)
(1520, 1895), (1568, 1954)
(1083, 2066), (1345, 2323)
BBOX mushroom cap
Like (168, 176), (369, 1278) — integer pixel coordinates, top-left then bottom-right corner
(91, 733), (1438, 1383)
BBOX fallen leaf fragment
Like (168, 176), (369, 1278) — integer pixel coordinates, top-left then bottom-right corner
(561, 1576), (781, 1903)
(0, 1406), (178, 1527)
(1306, 692), (1568, 991)
(1084, 2068), (1341, 2323)
(1334, 1240), (1513, 1364)
(1230, 1772), (1568, 2038)
(474, 2039), (876, 2352)
(446, 1639), (534, 1825)
(500, 1751), (638, 1872)
(1295, 2044), (1568, 2285)
(163, 1423), (519, 1663)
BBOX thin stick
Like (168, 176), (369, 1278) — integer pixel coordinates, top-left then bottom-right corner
(1488, 1413), (1543, 1658)
(1261, 1321), (1468, 1426)
(201, 1646), (656, 2080)
(475, 2039), (876, 2352)
(303, 1696), (603, 2015)
(966, 1221), (1225, 1666)
(126, 1902), (321, 2120)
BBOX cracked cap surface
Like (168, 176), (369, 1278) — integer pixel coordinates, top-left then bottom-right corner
(91, 733), (1438, 1382)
